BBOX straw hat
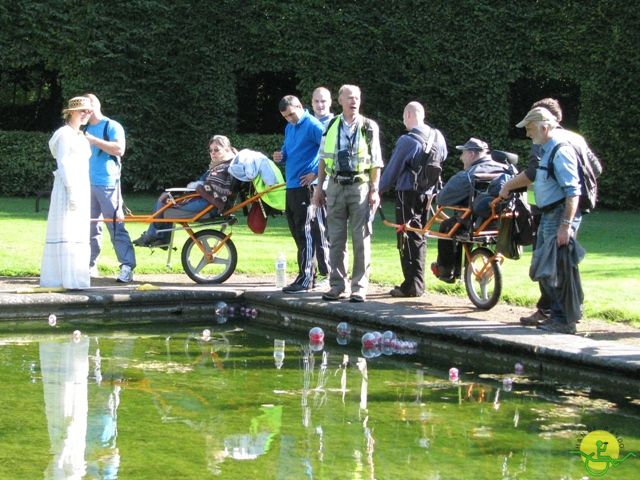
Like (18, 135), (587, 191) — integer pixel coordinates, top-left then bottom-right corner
(63, 96), (92, 112)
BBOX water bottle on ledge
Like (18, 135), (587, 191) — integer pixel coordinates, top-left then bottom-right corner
(275, 252), (287, 288)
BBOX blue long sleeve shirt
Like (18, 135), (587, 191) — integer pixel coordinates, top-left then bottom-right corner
(280, 111), (323, 188)
(534, 136), (582, 209)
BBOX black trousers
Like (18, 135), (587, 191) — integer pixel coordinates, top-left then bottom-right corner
(395, 190), (427, 296)
(436, 216), (463, 278)
(285, 186), (330, 287)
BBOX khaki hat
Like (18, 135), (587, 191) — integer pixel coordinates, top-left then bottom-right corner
(515, 107), (557, 128)
(63, 96), (93, 112)
(455, 137), (489, 151)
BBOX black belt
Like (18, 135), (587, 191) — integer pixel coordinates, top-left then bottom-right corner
(334, 175), (366, 186)
(539, 198), (564, 213)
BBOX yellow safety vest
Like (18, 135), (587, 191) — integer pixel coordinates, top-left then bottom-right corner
(322, 115), (372, 176)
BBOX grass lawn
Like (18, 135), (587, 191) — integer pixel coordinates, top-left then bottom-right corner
(1, 195), (639, 324)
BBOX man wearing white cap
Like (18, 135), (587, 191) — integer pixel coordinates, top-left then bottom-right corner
(512, 106), (584, 334)
(431, 137), (513, 283)
(501, 99), (597, 328)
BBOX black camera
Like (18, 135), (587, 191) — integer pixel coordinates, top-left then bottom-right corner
(337, 149), (358, 174)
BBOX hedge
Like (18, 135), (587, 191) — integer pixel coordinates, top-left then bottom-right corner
(0, 131), (283, 195)
(1, 0), (639, 208)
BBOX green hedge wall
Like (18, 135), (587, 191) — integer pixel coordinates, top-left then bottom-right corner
(0, 131), (283, 195)
(1, 0), (639, 208)
(0, 131), (52, 196)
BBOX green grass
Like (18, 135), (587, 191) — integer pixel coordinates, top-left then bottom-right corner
(1, 195), (639, 324)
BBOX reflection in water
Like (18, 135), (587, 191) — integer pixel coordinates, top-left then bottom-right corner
(40, 336), (89, 479)
(14, 328), (633, 479)
(39, 336), (131, 479)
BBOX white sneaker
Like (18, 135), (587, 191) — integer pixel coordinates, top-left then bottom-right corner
(89, 265), (100, 278)
(116, 265), (133, 283)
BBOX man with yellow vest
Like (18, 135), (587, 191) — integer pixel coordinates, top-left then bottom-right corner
(311, 85), (383, 303)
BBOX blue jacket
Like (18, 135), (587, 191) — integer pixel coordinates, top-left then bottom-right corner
(379, 124), (447, 193)
(437, 156), (514, 206)
(280, 111), (323, 188)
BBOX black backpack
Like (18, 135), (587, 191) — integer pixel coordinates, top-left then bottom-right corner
(546, 142), (602, 213)
(406, 127), (444, 192)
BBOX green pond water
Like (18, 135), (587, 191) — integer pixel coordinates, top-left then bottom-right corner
(0, 320), (639, 480)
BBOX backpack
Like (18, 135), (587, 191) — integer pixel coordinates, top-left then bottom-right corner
(406, 127), (444, 192)
(101, 120), (122, 165)
(547, 141), (602, 213)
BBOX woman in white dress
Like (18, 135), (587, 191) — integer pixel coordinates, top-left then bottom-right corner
(40, 96), (94, 289)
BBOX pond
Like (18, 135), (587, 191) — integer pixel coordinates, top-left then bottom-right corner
(0, 318), (639, 479)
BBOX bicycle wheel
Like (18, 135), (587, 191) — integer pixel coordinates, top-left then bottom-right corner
(464, 246), (502, 310)
(181, 229), (237, 284)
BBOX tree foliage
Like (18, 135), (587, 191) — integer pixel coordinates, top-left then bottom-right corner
(1, 0), (638, 208)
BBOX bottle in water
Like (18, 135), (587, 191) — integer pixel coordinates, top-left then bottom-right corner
(273, 339), (285, 369)
(275, 252), (287, 288)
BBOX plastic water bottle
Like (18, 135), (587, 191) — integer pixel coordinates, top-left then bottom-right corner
(275, 252), (287, 288)
(273, 339), (285, 369)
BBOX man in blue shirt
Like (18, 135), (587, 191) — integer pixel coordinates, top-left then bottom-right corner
(84, 94), (136, 283)
(515, 107), (584, 334)
(273, 95), (327, 293)
(379, 101), (447, 297)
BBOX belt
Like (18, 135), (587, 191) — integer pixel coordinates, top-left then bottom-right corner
(539, 198), (564, 213)
(334, 174), (368, 186)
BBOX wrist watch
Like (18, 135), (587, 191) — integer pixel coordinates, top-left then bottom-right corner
(560, 218), (572, 225)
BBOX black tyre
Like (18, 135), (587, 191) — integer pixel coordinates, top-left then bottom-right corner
(181, 229), (237, 284)
(464, 247), (502, 310)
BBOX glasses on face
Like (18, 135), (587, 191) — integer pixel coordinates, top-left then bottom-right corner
(209, 145), (222, 153)
(80, 109), (92, 114)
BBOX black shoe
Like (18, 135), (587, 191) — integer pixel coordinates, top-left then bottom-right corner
(322, 289), (344, 301)
(283, 282), (309, 293)
(133, 232), (154, 247)
(520, 309), (550, 326)
(148, 238), (170, 250)
(133, 232), (169, 250)
(390, 286), (422, 298)
(349, 294), (365, 303)
(431, 262), (455, 283)
(438, 275), (456, 284)
(537, 321), (576, 334)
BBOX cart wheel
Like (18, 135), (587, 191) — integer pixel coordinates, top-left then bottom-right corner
(181, 229), (237, 284)
(464, 247), (502, 310)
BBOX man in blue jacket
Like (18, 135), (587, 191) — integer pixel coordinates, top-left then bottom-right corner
(379, 101), (447, 297)
(273, 95), (328, 293)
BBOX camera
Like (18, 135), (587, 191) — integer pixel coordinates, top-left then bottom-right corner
(337, 149), (358, 174)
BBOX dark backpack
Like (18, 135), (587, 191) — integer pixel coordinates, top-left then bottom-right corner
(547, 141), (602, 213)
(406, 127), (444, 192)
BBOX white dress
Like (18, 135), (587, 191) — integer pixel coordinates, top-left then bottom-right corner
(40, 125), (92, 289)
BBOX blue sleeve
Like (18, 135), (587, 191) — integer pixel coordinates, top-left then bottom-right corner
(108, 120), (125, 142)
(379, 136), (417, 193)
(437, 171), (471, 206)
(553, 146), (582, 197)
